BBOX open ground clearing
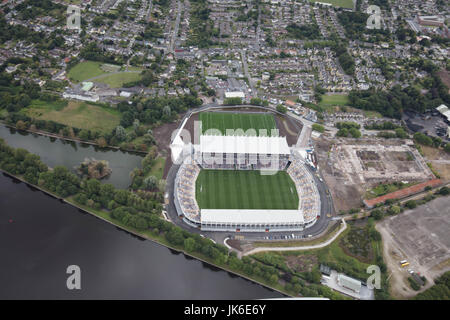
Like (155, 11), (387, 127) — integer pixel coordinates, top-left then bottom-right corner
(315, 137), (434, 212)
(377, 196), (450, 299)
(22, 100), (121, 134)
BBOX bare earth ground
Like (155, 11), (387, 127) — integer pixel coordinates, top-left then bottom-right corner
(153, 113), (187, 179)
(376, 196), (450, 299)
(315, 137), (364, 211)
(421, 145), (450, 181)
(437, 69), (450, 90)
(315, 137), (433, 212)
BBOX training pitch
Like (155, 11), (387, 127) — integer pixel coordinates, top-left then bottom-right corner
(199, 112), (277, 136)
(195, 170), (299, 210)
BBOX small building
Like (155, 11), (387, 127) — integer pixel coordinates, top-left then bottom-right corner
(337, 274), (362, 293)
(436, 104), (450, 124)
(320, 264), (331, 277)
(81, 81), (94, 92)
(224, 91), (245, 99)
(418, 16), (445, 27)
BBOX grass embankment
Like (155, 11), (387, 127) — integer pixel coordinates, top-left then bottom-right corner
(21, 100), (121, 133)
(253, 221), (342, 248)
(146, 157), (166, 180)
(251, 220), (391, 299)
(365, 182), (416, 200)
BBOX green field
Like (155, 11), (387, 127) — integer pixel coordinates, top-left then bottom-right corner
(67, 61), (142, 87)
(95, 72), (142, 88)
(199, 112), (277, 136)
(68, 61), (109, 82)
(318, 94), (350, 107)
(148, 157), (166, 180)
(22, 100), (121, 133)
(196, 170), (298, 210)
(308, 0), (353, 9)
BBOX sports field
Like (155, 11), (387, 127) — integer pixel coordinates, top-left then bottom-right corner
(199, 112), (277, 136)
(308, 0), (353, 9)
(196, 170), (299, 210)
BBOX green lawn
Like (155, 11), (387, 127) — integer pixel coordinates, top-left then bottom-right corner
(68, 61), (109, 82)
(199, 112), (277, 136)
(318, 94), (350, 108)
(196, 169), (298, 209)
(67, 61), (140, 87)
(94, 72), (142, 88)
(308, 0), (353, 9)
(22, 100), (121, 133)
(148, 157), (166, 180)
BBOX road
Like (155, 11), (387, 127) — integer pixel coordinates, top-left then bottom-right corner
(168, 0), (183, 53)
(242, 219), (346, 256)
(240, 49), (256, 96)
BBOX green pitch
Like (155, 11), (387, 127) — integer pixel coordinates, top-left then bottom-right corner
(199, 112), (277, 136)
(196, 170), (299, 210)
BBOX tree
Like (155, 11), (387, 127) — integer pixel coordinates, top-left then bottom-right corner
(143, 175), (158, 190)
(312, 124), (325, 133)
(184, 238), (196, 252)
(371, 209), (383, 220)
(444, 143), (450, 154)
(115, 126), (127, 141)
(276, 104), (287, 114)
(349, 127), (361, 138)
(404, 200), (417, 209)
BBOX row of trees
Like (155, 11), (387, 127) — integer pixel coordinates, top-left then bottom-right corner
(0, 138), (352, 299)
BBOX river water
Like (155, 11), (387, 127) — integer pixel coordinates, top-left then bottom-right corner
(0, 125), (143, 189)
(0, 126), (282, 299)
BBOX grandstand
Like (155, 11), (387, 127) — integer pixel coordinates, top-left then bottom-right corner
(195, 135), (291, 170)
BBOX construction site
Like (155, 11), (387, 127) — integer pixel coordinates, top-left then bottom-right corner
(315, 137), (435, 212)
(376, 196), (450, 298)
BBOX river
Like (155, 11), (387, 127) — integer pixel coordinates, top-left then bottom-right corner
(0, 125), (282, 299)
(0, 125), (143, 189)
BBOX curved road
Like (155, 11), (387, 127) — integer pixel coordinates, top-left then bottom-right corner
(242, 219), (347, 256)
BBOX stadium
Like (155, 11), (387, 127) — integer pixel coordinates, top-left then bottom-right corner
(171, 110), (321, 233)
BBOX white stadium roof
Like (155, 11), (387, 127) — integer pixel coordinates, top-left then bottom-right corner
(224, 91), (245, 98)
(200, 209), (304, 225)
(199, 135), (291, 155)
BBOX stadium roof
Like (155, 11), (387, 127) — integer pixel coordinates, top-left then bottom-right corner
(436, 104), (450, 121)
(224, 91), (245, 98)
(199, 135), (291, 155)
(200, 209), (304, 225)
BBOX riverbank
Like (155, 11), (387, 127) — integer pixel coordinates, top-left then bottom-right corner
(0, 169), (289, 298)
(0, 122), (149, 155)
